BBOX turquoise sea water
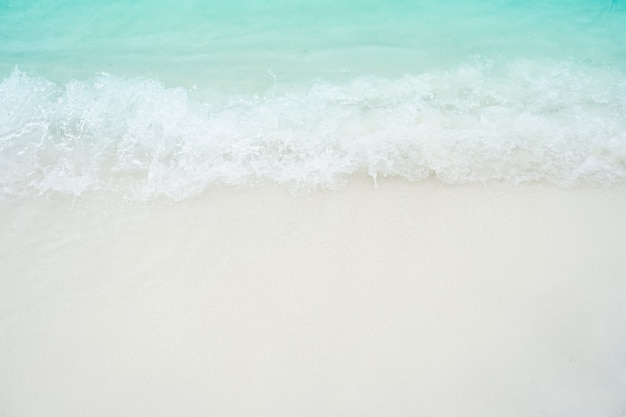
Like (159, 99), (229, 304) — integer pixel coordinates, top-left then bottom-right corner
(1, 0), (625, 199)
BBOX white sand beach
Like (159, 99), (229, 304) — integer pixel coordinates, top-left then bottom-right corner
(1, 180), (626, 416)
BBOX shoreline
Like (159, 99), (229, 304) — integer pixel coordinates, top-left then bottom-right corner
(1, 180), (626, 416)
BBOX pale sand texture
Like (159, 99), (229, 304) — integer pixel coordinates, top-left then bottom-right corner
(1, 180), (625, 416)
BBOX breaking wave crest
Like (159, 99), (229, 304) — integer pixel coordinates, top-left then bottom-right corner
(1, 58), (626, 200)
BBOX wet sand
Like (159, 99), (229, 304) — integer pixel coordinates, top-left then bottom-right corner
(1, 179), (625, 417)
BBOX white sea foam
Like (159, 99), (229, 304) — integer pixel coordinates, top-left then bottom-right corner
(1, 58), (625, 200)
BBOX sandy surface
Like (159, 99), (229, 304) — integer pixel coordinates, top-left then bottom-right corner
(1, 180), (626, 416)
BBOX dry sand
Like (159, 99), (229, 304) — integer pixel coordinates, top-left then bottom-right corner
(1, 179), (625, 416)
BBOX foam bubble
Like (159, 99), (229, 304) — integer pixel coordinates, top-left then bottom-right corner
(1, 59), (625, 200)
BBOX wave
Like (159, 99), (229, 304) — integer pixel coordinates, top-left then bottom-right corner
(1, 58), (625, 200)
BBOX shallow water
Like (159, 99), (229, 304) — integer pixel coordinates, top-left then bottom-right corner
(1, 0), (625, 199)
